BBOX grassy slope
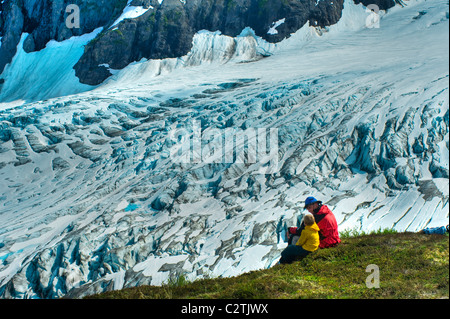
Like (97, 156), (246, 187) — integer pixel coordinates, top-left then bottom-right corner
(86, 232), (449, 299)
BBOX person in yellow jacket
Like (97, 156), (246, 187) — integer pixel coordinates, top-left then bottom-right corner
(279, 214), (319, 264)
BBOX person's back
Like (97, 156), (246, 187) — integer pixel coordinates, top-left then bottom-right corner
(314, 204), (340, 248)
(295, 217), (320, 252)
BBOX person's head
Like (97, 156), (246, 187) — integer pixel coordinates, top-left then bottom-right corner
(303, 213), (315, 226)
(304, 196), (322, 214)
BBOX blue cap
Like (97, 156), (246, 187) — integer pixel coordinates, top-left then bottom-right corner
(304, 196), (321, 209)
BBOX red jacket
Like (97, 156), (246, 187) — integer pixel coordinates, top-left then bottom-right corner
(313, 205), (341, 248)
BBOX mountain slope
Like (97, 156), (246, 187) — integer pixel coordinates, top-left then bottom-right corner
(0, 0), (448, 299)
(0, 0), (397, 103)
(86, 232), (449, 299)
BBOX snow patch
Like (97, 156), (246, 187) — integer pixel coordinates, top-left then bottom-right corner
(110, 1), (153, 30)
(0, 28), (102, 104)
(268, 18), (286, 35)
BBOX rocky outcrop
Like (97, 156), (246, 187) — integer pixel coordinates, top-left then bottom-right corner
(74, 0), (348, 85)
(0, 0), (131, 75)
(0, 1), (25, 78)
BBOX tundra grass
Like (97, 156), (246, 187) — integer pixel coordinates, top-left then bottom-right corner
(86, 232), (449, 299)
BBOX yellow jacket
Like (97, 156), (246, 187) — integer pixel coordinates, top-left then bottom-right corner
(296, 222), (320, 252)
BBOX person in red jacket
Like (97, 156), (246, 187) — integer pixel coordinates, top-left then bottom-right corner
(304, 197), (340, 248)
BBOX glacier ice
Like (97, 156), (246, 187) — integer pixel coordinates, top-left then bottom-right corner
(0, 28), (103, 104)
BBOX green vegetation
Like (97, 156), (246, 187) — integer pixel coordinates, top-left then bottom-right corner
(339, 226), (399, 239)
(113, 0), (129, 11)
(86, 232), (449, 299)
(226, 0), (238, 9)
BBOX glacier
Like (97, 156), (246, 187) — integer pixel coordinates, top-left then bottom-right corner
(0, 28), (103, 105)
(0, 0), (448, 298)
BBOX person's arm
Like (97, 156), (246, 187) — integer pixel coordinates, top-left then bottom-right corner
(317, 215), (340, 248)
(296, 230), (307, 247)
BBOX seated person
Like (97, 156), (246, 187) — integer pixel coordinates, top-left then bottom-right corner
(279, 214), (320, 264)
(287, 197), (341, 248)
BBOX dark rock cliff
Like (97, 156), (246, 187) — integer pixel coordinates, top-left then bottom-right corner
(74, 0), (349, 85)
(0, 0), (133, 74)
